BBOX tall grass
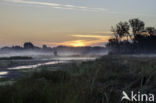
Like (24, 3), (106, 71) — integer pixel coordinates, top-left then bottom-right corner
(0, 55), (156, 103)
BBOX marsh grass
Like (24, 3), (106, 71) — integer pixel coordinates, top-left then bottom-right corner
(0, 56), (32, 60)
(0, 55), (156, 103)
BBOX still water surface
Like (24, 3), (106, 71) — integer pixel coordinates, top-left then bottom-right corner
(0, 56), (97, 78)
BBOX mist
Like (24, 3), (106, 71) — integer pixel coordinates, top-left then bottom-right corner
(0, 42), (108, 60)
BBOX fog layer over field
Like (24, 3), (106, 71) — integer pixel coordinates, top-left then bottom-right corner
(0, 43), (108, 58)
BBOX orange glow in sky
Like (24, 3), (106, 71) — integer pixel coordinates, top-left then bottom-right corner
(0, 0), (155, 47)
(47, 35), (112, 47)
(70, 40), (86, 47)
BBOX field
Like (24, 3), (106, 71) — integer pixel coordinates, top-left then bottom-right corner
(0, 55), (156, 103)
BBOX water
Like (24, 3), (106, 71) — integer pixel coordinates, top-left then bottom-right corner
(0, 71), (8, 78)
(7, 61), (66, 70)
(0, 56), (97, 78)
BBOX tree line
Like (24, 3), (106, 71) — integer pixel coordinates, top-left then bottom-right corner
(106, 18), (156, 54)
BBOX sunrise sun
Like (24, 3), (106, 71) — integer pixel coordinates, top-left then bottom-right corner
(71, 40), (86, 47)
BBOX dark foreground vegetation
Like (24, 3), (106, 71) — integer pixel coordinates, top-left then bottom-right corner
(0, 56), (32, 60)
(0, 56), (156, 103)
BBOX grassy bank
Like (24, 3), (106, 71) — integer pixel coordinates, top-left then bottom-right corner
(0, 56), (32, 60)
(0, 55), (156, 103)
(0, 56), (32, 69)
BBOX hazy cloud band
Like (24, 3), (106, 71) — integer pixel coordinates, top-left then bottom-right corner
(4, 0), (108, 12)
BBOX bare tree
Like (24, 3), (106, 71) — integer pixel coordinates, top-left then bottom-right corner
(111, 22), (130, 42)
(129, 18), (145, 37)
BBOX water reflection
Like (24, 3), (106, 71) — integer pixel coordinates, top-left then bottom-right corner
(0, 56), (97, 78)
(8, 57), (96, 70)
(52, 57), (96, 61)
(8, 61), (66, 70)
(0, 71), (8, 78)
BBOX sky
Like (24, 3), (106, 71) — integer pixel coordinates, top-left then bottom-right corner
(0, 0), (156, 47)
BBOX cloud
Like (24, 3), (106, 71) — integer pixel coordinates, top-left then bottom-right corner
(42, 34), (111, 47)
(3, 0), (156, 18)
(4, 0), (108, 12)
(70, 34), (111, 46)
(71, 34), (109, 38)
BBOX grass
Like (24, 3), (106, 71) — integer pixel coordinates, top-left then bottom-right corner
(0, 55), (156, 103)
(0, 57), (50, 69)
(0, 56), (32, 60)
(0, 56), (32, 69)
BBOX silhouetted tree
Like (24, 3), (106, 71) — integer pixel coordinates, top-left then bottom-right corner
(24, 42), (34, 49)
(12, 46), (23, 50)
(54, 50), (58, 56)
(111, 22), (130, 42)
(146, 27), (156, 36)
(42, 45), (48, 49)
(107, 18), (156, 54)
(111, 26), (119, 43)
(129, 18), (145, 37)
